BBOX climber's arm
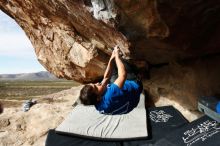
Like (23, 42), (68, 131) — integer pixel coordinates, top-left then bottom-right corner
(101, 49), (115, 86)
(114, 47), (127, 89)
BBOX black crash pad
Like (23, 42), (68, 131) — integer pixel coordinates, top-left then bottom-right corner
(153, 115), (220, 146)
(123, 106), (189, 146)
(45, 130), (121, 146)
(45, 106), (188, 146)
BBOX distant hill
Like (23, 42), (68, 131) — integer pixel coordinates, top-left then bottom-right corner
(0, 71), (61, 81)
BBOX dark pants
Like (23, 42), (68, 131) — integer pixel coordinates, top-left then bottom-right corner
(110, 60), (137, 82)
(110, 59), (143, 93)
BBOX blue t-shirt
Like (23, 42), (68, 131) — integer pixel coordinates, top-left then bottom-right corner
(95, 80), (142, 115)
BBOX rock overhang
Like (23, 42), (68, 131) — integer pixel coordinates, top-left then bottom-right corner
(0, 0), (220, 82)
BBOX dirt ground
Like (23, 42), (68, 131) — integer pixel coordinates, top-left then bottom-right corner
(0, 84), (204, 146)
(0, 85), (83, 146)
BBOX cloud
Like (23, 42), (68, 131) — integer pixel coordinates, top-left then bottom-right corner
(0, 10), (45, 74)
(0, 10), (35, 57)
(0, 33), (35, 57)
(0, 10), (22, 33)
(0, 54), (45, 73)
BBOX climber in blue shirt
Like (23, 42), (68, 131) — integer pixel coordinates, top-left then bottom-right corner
(79, 46), (143, 115)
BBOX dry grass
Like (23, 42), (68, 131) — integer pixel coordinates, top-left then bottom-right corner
(0, 80), (80, 108)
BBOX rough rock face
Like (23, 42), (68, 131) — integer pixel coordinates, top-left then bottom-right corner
(1, 0), (220, 114)
(0, 0), (220, 82)
(144, 56), (220, 113)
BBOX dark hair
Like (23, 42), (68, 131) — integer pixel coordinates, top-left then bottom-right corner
(79, 85), (98, 105)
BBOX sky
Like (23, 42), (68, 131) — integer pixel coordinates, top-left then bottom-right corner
(0, 10), (46, 74)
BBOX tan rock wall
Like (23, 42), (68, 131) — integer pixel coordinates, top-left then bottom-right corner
(0, 0), (220, 83)
(1, 1), (220, 144)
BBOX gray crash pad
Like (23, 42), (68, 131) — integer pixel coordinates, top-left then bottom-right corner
(55, 93), (147, 140)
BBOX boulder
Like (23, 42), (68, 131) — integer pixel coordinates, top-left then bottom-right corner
(0, 0), (219, 82)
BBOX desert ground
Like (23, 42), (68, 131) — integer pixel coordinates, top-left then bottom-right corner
(0, 83), (83, 146)
(0, 81), (203, 146)
(0, 80), (80, 146)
